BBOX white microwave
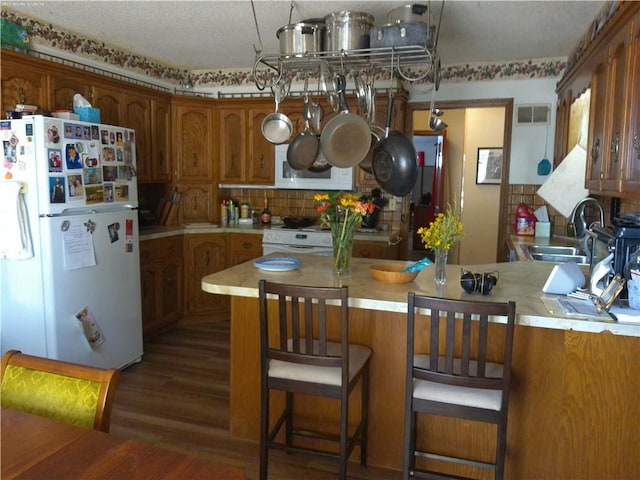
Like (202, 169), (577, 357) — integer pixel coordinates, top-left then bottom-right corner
(274, 144), (354, 191)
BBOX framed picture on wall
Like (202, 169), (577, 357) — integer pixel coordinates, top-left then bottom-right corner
(476, 148), (503, 184)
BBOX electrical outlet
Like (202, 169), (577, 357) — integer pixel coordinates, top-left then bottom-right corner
(388, 196), (397, 211)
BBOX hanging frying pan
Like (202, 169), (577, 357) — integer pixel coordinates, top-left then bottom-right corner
(287, 64), (319, 170)
(319, 74), (371, 168)
(372, 91), (418, 196)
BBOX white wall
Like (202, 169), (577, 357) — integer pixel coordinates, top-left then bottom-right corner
(408, 78), (559, 185)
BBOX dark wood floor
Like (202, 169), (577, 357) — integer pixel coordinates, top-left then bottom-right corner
(110, 319), (402, 480)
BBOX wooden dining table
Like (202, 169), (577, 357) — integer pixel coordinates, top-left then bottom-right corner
(1, 408), (246, 479)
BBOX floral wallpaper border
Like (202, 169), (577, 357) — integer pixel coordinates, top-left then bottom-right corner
(2, 9), (566, 88)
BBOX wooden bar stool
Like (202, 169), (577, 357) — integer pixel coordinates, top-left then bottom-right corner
(403, 294), (516, 480)
(258, 280), (371, 480)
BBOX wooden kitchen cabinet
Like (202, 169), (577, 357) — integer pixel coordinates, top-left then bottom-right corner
(622, 9), (640, 192)
(183, 234), (228, 315)
(0, 53), (48, 114)
(2, 50), (174, 185)
(50, 73), (91, 112)
(557, 1), (640, 198)
(228, 233), (262, 266)
(218, 99), (275, 185)
(179, 183), (215, 224)
(90, 84), (122, 126)
(353, 239), (399, 259)
(122, 93), (152, 181)
(585, 25), (630, 192)
(140, 236), (184, 338)
(149, 96), (173, 182)
(172, 97), (216, 182)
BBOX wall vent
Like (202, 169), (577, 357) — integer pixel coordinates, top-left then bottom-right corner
(516, 104), (550, 125)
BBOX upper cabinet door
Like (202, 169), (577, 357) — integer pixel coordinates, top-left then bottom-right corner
(218, 100), (276, 185)
(122, 95), (152, 182)
(50, 74), (91, 112)
(248, 108), (275, 184)
(621, 11), (640, 191)
(600, 29), (630, 192)
(219, 108), (246, 183)
(151, 98), (172, 182)
(91, 85), (122, 126)
(173, 100), (215, 182)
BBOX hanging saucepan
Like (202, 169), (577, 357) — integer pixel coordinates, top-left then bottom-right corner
(319, 74), (371, 168)
(261, 79), (293, 144)
(307, 144), (332, 173)
(359, 74), (381, 173)
(372, 91), (418, 196)
(287, 65), (319, 170)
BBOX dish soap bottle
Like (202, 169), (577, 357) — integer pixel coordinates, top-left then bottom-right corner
(260, 197), (271, 225)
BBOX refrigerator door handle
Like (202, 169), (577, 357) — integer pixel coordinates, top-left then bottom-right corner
(40, 205), (138, 217)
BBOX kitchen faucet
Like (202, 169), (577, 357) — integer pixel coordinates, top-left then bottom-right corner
(570, 197), (605, 239)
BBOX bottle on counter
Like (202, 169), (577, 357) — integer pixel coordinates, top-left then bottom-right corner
(228, 200), (236, 224)
(240, 202), (250, 219)
(261, 197), (271, 225)
(221, 200), (228, 227)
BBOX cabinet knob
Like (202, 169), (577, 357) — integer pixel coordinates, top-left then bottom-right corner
(242, 242), (252, 249)
(192, 153), (198, 167)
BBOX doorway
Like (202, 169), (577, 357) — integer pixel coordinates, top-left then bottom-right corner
(407, 99), (513, 264)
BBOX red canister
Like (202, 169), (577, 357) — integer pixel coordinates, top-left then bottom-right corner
(515, 203), (536, 236)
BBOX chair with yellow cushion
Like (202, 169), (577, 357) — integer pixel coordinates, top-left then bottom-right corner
(0, 350), (120, 432)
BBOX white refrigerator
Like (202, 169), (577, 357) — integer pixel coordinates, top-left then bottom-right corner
(0, 115), (143, 369)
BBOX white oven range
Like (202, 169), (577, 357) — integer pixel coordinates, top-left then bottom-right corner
(262, 226), (333, 256)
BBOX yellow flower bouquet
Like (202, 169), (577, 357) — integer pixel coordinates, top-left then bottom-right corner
(416, 205), (463, 251)
(417, 205), (463, 284)
(315, 192), (375, 274)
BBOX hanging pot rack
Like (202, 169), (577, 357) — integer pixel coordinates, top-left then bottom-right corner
(253, 44), (438, 91)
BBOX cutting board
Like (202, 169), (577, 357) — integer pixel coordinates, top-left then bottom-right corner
(536, 144), (589, 218)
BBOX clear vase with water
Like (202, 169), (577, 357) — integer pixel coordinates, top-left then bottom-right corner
(433, 248), (448, 285)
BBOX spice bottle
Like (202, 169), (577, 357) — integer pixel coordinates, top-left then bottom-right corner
(261, 197), (271, 224)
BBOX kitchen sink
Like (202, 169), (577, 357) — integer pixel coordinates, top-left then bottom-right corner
(526, 245), (582, 256)
(523, 244), (589, 265)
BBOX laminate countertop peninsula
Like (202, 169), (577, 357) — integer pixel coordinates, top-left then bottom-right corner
(202, 255), (639, 479)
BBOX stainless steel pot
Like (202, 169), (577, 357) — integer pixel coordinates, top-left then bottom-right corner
(324, 11), (374, 52)
(370, 22), (432, 49)
(387, 4), (430, 24)
(277, 22), (325, 57)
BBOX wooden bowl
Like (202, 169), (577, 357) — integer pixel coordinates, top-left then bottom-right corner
(369, 263), (418, 284)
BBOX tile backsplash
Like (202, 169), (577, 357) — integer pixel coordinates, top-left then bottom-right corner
(506, 184), (640, 237)
(219, 187), (402, 230)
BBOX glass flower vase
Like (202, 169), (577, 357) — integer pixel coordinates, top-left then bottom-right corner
(433, 248), (448, 285)
(331, 221), (355, 275)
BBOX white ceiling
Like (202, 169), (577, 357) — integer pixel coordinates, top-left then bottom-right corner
(6, 0), (607, 70)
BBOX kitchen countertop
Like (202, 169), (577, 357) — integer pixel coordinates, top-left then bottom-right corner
(201, 254), (639, 337)
(140, 223), (400, 243)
